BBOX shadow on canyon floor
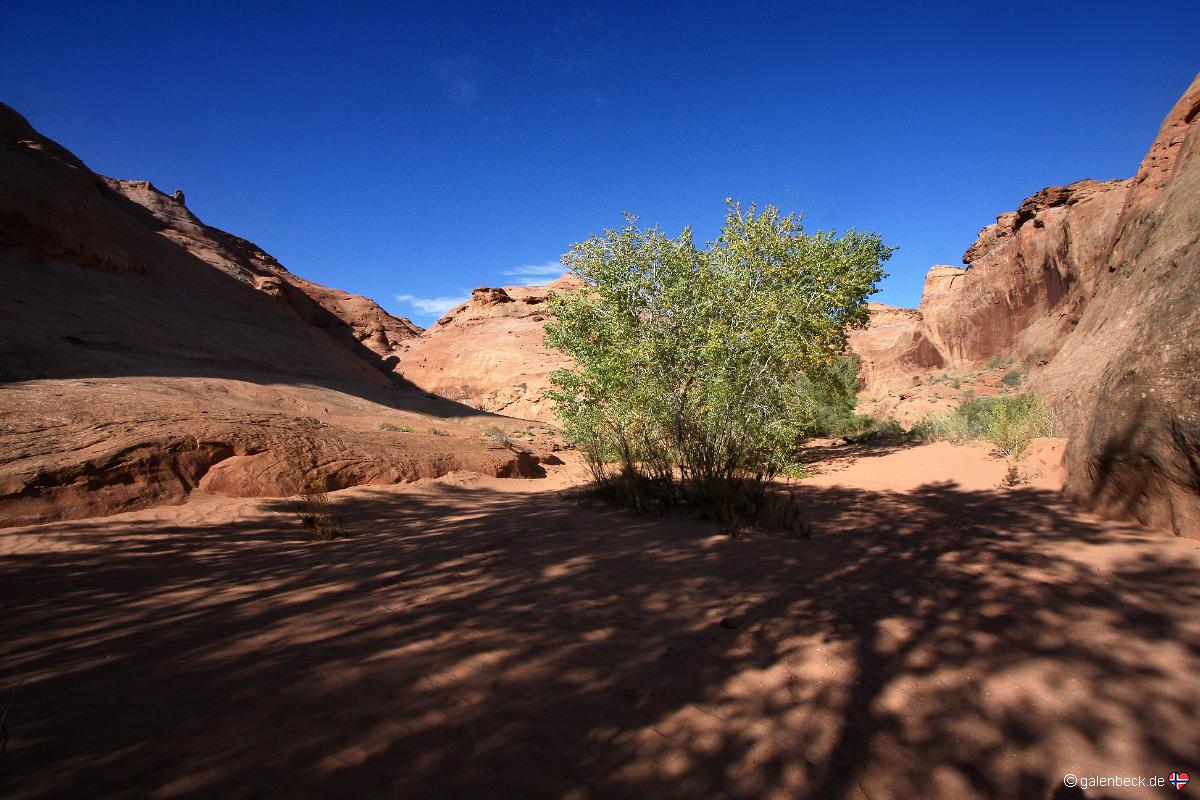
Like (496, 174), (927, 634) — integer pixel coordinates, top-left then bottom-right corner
(2, 481), (1197, 799)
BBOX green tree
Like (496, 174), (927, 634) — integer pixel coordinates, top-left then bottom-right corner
(545, 202), (893, 522)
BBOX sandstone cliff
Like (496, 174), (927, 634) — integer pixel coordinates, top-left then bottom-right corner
(849, 73), (1200, 535)
(0, 102), (553, 526)
(392, 278), (577, 423)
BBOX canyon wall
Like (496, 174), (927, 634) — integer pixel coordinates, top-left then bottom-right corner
(0, 102), (551, 526)
(850, 73), (1200, 535)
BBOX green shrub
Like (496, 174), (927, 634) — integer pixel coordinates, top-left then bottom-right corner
(984, 355), (1004, 370)
(912, 409), (973, 444)
(1001, 368), (1023, 387)
(545, 201), (892, 523)
(837, 414), (907, 443)
(984, 394), (1052, 458)
(913, 394), (1052, 458)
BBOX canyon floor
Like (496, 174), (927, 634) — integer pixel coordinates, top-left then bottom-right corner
(2, 442), (1198, 800)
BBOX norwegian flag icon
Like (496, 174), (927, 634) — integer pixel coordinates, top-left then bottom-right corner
(1169, 772), (1190, 790)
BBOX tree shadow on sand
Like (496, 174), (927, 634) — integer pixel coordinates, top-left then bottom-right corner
(2, 481), (1197, 799)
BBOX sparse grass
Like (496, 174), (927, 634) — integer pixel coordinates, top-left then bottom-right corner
(912, 372), (964, 388)
(377, 422), (414, 432)
(984, 355), (1017, 371)
(428, 427), (449, 436)
(913, 394), (1052, 459)
(483, 424), (512, 446)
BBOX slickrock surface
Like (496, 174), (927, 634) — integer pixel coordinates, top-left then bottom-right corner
(0, 102), (555, 526)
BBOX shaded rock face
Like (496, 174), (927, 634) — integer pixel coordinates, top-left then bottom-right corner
(1044, 75), (1200, 536)
(850, 73), (1200, 536)
(102, 175), (423, 368)
(0, 102), (548, 526)
(393, 277), (579, 423)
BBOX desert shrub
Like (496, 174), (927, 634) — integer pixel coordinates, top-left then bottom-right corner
(1000, 463), (1026, 488)
(1001, 368), (1023, 387)
(913, 394), (1052, 458)
(911, 409), (973, 444)
(545, 201), (892, 524)
(804, 353), (868, 436)
(428, 427), (448, 436)
(984, 355), (1004, 370)
(835, 414), (907, 443)
(295, 475), (342, 540)
(983, 394), (1052, 458)
(948, 377), (961, 389)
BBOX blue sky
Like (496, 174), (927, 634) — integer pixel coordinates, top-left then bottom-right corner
(3, 2), (1197, 326)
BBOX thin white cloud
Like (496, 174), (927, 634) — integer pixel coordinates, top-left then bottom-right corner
(449, 79), (476, 107)
(394, 292), (470, 317)
(433, 58), (480, 108)
(502, 260), (564, 285)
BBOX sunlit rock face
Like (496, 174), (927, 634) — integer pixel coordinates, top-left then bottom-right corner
(391, 277), (580, 424)
(848, 73), (1200, 535)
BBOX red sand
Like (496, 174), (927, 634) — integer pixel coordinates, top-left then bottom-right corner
(2, 444), (1198, 799)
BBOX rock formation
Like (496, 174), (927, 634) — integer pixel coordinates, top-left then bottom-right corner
(392, 278), (578, 423)
(848, 73), (1200, 536)
(0, 102), (553, 527)
(1043, 75), (1200, 536)
(4, 70), (1197, 535)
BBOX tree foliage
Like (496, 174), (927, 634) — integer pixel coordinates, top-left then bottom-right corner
(545, 202), (893, 522)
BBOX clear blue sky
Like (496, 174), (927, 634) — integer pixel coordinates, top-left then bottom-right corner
(4, 1), (1197, 326)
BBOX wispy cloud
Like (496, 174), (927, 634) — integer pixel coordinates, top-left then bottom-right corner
(449, 79), (476, 107)
(433, 58), (480, 108)
(502, 260), (564, 285)
(393, 259), (563, 324)
(394, 292), (469, 318)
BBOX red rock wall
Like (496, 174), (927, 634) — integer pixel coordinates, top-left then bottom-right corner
(850, 74), (1200, 535)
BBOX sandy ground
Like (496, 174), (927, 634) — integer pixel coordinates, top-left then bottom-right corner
(2, 443), (1198, 799)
